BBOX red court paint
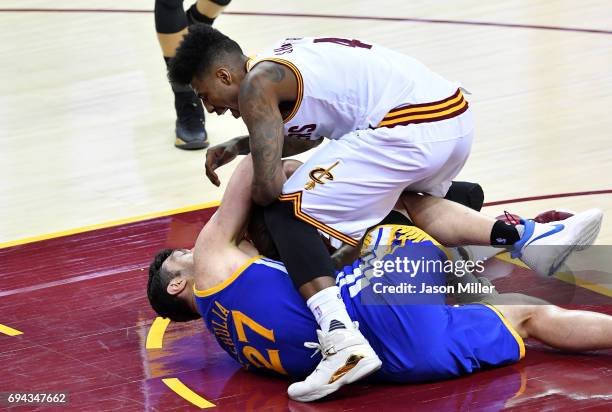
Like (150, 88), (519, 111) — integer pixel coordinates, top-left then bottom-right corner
(1, 205), (611, 410)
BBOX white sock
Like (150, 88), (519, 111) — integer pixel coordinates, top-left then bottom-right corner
(306, 286), (353, 332)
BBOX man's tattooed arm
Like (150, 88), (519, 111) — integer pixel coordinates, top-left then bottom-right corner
(226, 135), (322, 157)
(239, 61), (298, 205)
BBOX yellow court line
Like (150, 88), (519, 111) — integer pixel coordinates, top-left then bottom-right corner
(495, 252), (612, 298)
(0, 200), (220, 250)
(554, 272), (612, 298)
(0, 323), (23, 336)
(162, 378), (216, 409)
(495, 252), (529, 269)
(146, 317), (171, 349)
(147, 319), (215, 408)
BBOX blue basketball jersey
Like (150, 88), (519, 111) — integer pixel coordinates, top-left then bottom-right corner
(194, 226), (523, 382)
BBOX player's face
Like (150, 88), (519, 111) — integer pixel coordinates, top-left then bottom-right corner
(163, 248), (195, 277)
(191, 70), (241, 119)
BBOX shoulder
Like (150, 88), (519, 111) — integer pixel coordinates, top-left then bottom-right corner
(242, 60), (292, 94)
(193, 237), (258, 292)
(240, 61), (299, 108)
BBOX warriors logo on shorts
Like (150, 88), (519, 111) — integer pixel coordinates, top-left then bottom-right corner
(305, 160), (340, 190)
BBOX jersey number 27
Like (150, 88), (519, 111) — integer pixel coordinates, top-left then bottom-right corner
(232, 310), (288, 375)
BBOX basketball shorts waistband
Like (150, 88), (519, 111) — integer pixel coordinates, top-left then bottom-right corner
(378, 89), (469, 129)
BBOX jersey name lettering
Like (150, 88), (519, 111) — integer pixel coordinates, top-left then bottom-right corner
(287, 124), (317, 139)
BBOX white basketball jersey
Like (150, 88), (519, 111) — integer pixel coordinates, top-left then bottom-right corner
(246, 37), (466, 141)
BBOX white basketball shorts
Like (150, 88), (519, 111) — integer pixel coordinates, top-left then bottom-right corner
(279, 111), (474, 247)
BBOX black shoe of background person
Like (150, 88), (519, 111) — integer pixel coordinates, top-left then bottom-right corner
(174, 90), (209, 150)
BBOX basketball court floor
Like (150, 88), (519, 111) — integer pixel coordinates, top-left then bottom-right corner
(1, 1), (611, 410)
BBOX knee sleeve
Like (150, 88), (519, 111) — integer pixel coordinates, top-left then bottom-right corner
(155, 0), (188, 34)
(264, 201), (335, 288)
(209, 0), (232, 5)
(444, 181), (484, 211)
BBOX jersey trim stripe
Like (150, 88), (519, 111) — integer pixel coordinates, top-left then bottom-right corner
(278, 191), (359, 246)
(377, 89), (468, 128)
(257, 258), (288, 274)
(193, 255), (264, 297)
(478, 303), (526, 360)
(384, 88), (464, 117)
(246, 57), (304, 124)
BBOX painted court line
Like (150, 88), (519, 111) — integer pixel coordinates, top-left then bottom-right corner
(0, 9), (610, 36)
(1, 190), (610, 250)
(0, 264), (146, 297)
(0, 200), (220, 250)
(162, 378), (216, 409)
(0, 323), (24, 336)
(483, 189), (612, 207)
(495, 253), (612, 298)
(146, 317), (171, 350)
(147, 317), (215, 408)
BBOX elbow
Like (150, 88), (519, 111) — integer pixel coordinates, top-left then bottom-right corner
(252, 184), (281, 206)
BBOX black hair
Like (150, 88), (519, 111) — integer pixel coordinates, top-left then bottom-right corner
(147, 248), (201, 322)
(168, 24), (243, 85)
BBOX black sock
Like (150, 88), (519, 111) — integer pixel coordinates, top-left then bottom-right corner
(186, 4), (216, 25)
(328, 319), (346, 332)
(490, 220), (521, 246)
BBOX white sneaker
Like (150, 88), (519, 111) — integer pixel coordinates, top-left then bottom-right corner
(512, 208), (603, 276)
(287, 322), (382, 402)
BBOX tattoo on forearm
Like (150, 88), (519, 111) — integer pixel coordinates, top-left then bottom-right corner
(239, 64), (287, 204)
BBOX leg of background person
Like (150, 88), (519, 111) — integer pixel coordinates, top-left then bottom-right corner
(190, 0), (230, 23)
(489, 294), (612, 351)
(154, 0), (231, 149)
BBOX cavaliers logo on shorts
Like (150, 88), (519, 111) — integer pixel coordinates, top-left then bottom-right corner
(304, 160), (340, 190)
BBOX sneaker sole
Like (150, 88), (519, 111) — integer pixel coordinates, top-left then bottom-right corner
(290, 356), (382, 402)
(546, 208), (603, 275)
(174, 137), (210, 150)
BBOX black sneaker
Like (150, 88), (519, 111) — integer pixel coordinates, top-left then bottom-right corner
(174, 90), (209, 150)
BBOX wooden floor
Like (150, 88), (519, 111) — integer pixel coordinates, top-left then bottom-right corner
(1, 1), (611, 410)
(0, 0), (610, 245)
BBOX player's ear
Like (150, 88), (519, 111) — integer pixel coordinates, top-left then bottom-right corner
(216, 67), (231, 85)
(167, 276), (187, 296)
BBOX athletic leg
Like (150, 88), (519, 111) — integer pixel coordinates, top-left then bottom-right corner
(401, 192), (603, 276)
(154, 0), (231, 149)
(488, 294), (612, 351)
(401, 192), (497, 246)
(264, 201), (381, 402)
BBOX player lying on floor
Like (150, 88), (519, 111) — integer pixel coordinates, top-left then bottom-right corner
(146, 155), (612, 402)
(173, 27), (603, 402)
